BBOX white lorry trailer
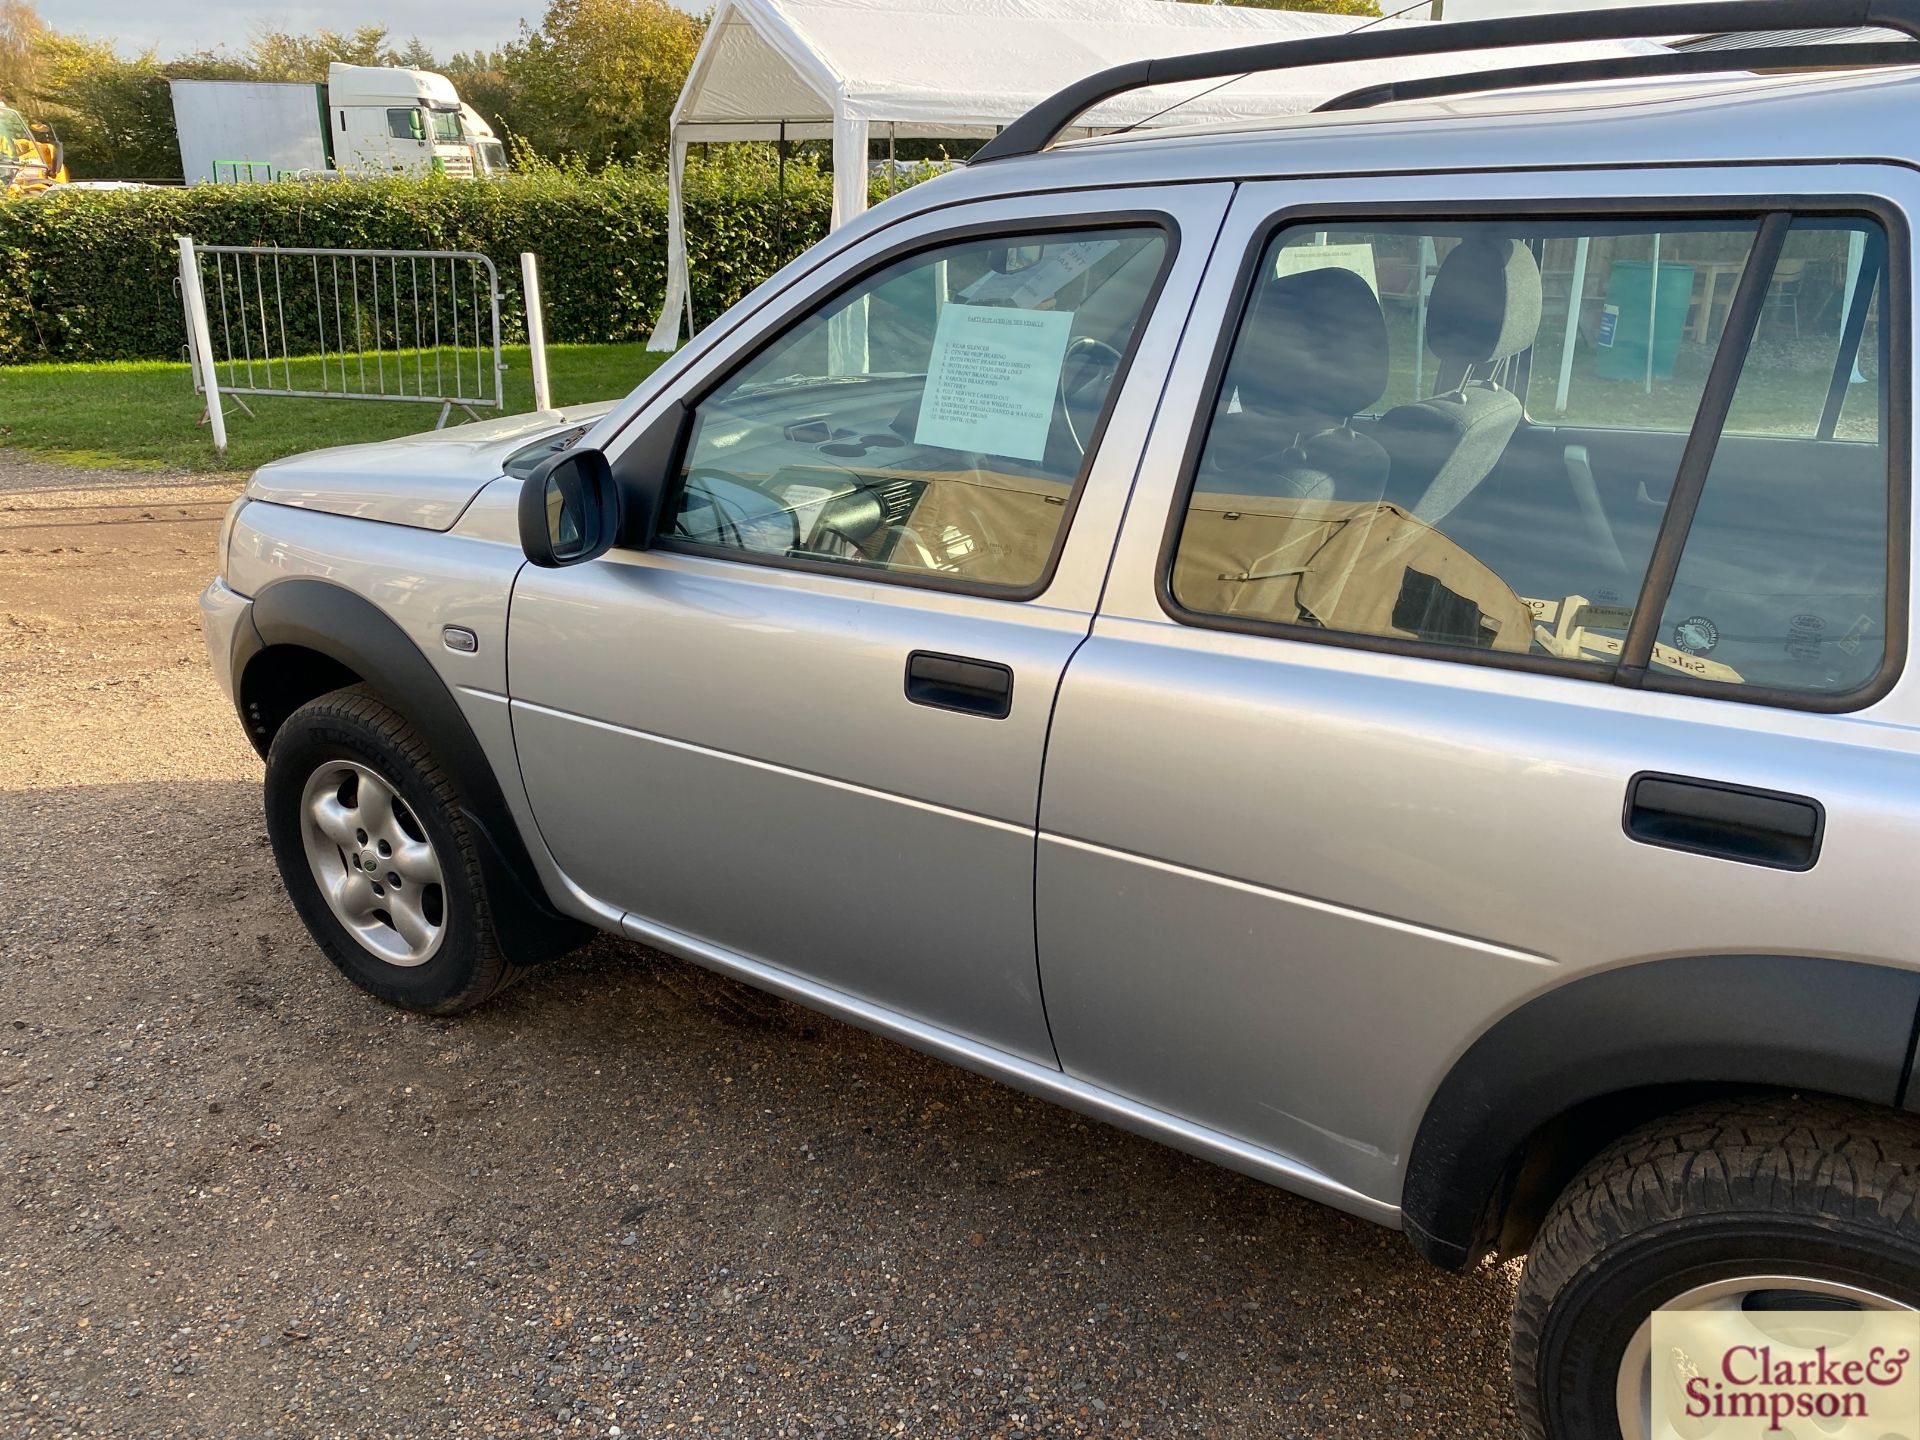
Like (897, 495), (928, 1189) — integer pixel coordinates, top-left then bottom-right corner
(171, 64), (503, 183)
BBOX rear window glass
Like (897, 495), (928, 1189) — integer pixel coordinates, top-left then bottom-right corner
(1167, 214), (1892, 702)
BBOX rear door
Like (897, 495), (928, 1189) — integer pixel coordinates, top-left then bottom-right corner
(1035, 165), (1918, 1209)
(509, 186), (1229, 1064)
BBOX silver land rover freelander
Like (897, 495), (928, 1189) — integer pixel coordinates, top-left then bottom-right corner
(199, 4), (1920, 1434)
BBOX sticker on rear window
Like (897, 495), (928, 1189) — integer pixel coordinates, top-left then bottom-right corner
(1673, 616), (1719, 655)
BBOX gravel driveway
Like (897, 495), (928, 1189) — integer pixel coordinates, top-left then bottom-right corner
(0, 451), (1522, 1438)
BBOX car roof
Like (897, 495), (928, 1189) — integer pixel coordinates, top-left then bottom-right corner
(894, 63), (1920, 216)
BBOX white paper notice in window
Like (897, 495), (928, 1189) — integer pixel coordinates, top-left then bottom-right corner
(913, 305), (1074, 463)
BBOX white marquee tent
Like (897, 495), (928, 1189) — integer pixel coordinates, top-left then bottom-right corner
(648, 0), (1655, 349)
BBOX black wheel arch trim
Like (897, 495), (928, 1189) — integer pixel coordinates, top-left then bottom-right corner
(238, 576), (587, 964)
(1402, 953), (1920, 1270)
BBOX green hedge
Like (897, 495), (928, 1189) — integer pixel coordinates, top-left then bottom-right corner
(0, 165), (847, 364)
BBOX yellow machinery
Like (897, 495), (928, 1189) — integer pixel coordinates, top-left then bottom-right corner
(0, 101), (66, 195)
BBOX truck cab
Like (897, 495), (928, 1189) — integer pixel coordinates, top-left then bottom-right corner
(460, 104), (509, 177)
(326, 63), (474, 178)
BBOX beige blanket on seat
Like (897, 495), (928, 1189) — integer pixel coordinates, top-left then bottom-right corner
(1174, 493), (1534, 653)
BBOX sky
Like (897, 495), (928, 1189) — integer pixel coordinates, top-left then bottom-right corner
(56, 0), (1734, 63)
(55, 0), (699, 60)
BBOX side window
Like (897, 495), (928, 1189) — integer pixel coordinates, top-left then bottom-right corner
(1527, 225), (1761, 430)
(1660, 221), (1890, 694)
(665, 226), (1168, 593)
(1167, 213), (1893, 703)
(387, 108), (424, 142)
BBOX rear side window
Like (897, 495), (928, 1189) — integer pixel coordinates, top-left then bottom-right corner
(1166, 213), (1894, 704)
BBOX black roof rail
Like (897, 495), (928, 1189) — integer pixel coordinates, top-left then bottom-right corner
(970, 0), (1920, 163)
(1316, 39), (1917, 112)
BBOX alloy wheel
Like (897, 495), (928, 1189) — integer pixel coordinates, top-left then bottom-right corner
(297, 760), (447, 967)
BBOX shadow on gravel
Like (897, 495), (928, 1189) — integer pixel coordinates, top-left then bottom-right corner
(1, 775), (1523, 1437)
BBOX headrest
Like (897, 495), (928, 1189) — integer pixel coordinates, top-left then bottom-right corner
(1233, 265), (1388, 422)
(1426, 238), (1542, 365)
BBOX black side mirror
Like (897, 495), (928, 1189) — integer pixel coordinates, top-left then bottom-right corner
(518, 447), (620, 568)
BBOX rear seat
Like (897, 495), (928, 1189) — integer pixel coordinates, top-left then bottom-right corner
(1197, 265), (1390, 503)
(1375, 237), (1543, 527)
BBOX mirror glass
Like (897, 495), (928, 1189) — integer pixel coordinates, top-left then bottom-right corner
(518, 443), (617, 568)
(545, 475), (584, 557)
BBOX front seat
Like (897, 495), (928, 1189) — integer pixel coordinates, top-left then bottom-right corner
(1200, 265), (1390, 502)
(1376, 237), (1542, 526)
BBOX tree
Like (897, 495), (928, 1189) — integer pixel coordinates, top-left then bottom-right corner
(0, 0), (44, 100)
(397, 36), (438, 72)
(165, 49), (255, 82)
(28, 32), (179, 180)
(499, 0), (704, 167)
(18, 5), (704, 183)
(243, 26), (398, 82)
(443, 49), (517, 146)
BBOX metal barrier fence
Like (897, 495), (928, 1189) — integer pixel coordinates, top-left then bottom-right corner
(177, 238), (531, 454)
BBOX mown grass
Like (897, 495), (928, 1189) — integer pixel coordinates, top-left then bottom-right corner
(0, 343), (672, 474)
(0, 312), (1876, 478)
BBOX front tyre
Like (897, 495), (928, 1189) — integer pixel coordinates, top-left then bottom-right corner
(265, 684), (526, 1013)
(1512, 1096), (1920, 1440)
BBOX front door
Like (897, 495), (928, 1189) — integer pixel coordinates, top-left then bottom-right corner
(509, 186), (1229, 1063)
(1035, 165), (1914, 1205)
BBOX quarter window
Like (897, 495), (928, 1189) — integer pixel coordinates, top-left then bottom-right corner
(664, 227), (1168, 593)
(1168, 214), (1892, 701)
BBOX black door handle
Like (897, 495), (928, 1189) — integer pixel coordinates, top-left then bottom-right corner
(1623, 772), (1824, 871)
(905, 650), (1013, 719)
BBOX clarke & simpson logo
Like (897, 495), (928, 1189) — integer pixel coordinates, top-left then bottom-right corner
(1652, 1306), (1919, 1438)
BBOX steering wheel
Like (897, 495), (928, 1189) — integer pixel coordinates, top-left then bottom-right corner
(674, 466), (799, 551)
(1059, 337), (1125, 456)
